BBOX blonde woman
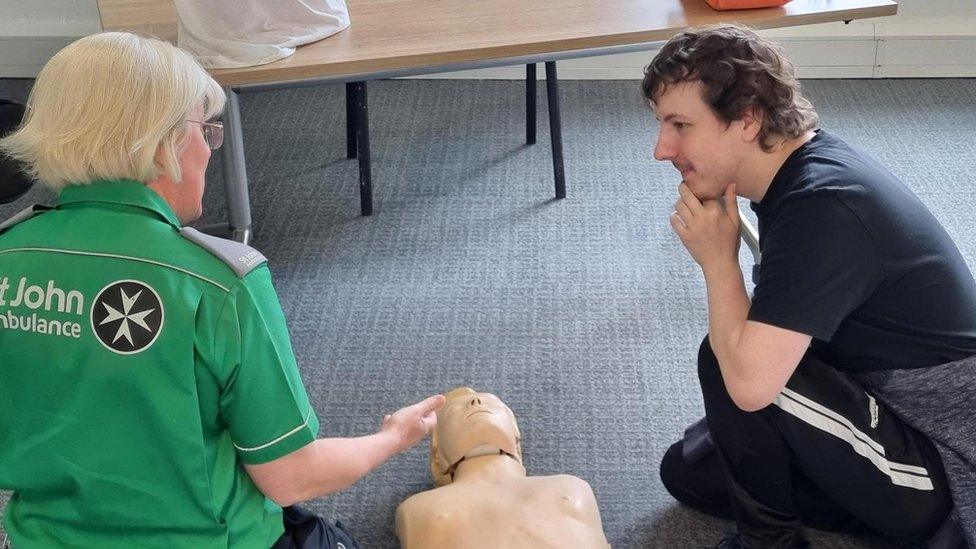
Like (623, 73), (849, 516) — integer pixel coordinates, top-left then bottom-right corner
(0, 32), (443, 548)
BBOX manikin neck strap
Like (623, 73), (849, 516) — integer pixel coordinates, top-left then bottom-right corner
(445, 446), (520, 480)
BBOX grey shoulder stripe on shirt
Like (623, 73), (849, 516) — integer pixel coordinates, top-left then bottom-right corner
(0, 205), (50, 234)
(180, 227), (267, 278)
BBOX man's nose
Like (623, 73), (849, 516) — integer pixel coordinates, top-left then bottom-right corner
(654, 133), (674, 161)
(468, 397), (482, 407)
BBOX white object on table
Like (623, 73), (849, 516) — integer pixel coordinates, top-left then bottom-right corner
(174, 0), (351, 68)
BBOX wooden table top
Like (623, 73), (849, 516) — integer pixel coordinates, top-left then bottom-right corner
(97, 0), (897, 87)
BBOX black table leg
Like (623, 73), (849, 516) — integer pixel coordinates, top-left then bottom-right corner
(346, 82), (357, 159)
(526, 64), (536, 145)
(353, 81), (372, 216)
(545, 61), (566, 199)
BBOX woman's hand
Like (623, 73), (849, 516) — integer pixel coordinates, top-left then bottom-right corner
(381, 394), (446, 452)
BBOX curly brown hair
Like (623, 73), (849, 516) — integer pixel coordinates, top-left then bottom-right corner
(642, 24), (818, 152)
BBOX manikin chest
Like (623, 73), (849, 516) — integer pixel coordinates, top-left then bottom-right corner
(416, 479), (597, 549)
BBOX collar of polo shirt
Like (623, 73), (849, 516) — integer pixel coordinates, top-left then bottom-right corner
(58, 179), (183, 229)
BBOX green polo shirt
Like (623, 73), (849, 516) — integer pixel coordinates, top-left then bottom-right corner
(0, 180), (319, 548)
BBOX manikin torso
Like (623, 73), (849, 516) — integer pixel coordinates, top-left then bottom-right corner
(396, 449), (610, 549)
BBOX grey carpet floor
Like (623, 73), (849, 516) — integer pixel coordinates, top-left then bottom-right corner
(1, 78), (974, 548)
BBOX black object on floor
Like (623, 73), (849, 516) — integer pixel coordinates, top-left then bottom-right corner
(0, 99), (33, 205)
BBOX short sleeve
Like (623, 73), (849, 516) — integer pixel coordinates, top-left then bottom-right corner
(748, 195), (884, 341)
(212, 266), (319, 464)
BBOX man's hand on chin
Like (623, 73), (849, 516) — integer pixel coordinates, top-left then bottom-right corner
(670, 182), (741, 275)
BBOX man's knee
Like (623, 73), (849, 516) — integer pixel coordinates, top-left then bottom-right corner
(660, 441), (687, 501)
(660, 440), (712, 512)
(660, 438), (733, 519)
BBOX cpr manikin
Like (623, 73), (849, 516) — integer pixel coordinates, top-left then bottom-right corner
(396, 388), (610, 549)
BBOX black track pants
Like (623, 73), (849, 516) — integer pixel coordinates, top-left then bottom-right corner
(660, 336), (953, 548)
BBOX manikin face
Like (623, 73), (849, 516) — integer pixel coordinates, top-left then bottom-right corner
(434, 391), (521, 468)
(652, 80), (749, 201)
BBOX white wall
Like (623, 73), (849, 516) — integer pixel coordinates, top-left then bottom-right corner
(0, 0), (100, 35)
(0, 0), (973, 78)
(427, 0), (976, 79)
(889, 0), (972, 18)
(0, 0), (101, 77)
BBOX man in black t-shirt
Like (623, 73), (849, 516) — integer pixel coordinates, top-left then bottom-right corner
(644, 25), (976, 548)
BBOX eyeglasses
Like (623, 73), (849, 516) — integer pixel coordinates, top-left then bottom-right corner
(187, 120), (224, 150)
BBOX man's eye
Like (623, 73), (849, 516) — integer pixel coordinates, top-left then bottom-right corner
(674, 122), (687, 130)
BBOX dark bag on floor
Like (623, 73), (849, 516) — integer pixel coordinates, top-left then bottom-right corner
(272, 505), (361, 549)
(0, 99), (34, 205)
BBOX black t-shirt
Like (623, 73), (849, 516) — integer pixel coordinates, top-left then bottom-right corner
(748, 129), (976, 373)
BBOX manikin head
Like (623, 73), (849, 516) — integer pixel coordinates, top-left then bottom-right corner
(429, 388), (523, 486)
(641, 24), (819, 201)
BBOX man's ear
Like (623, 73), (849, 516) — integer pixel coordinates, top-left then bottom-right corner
(739, 106), (763, 143)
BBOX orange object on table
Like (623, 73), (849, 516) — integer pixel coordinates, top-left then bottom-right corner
(704, 0), (791, 9)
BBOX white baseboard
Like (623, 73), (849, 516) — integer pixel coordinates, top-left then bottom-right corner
(1, 17), (974, 79)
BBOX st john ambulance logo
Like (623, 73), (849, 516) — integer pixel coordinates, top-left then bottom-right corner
(90, 280), (164, 354)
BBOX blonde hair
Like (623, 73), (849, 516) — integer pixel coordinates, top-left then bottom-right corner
(0, 32), (225, 191)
